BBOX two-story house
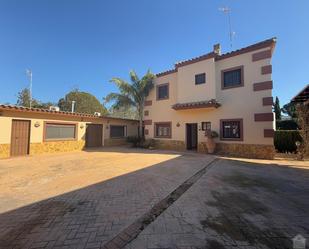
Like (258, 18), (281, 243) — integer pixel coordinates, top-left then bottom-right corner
(144, 38), (276, 159)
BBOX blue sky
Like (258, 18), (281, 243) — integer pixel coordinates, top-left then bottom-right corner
(0, 0), (308, 107)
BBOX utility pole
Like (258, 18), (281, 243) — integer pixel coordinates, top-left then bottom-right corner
(26, 69), (33, 108)
(219, 6), (235, 48)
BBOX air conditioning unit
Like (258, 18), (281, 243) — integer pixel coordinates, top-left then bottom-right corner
(94, 112), (101, 116)
(49, 106), (60, 111)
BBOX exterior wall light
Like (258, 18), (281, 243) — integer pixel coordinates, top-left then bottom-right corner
(34, 121), (40, 128)
(176, 122), (180, 127)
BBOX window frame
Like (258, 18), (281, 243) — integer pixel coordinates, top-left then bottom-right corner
(43, 121), (78, 142)
(220, 119), (243, 141)
(201, 122), (211, 131)
(156, 83), (169, 100)
(195, 73), (206, 85)
(154, 122), (172, 138)
(221, 65), (244, 90)
(110, 125), (127, 139)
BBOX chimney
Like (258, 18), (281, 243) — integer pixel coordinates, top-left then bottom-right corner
(213, 43), (221, 55)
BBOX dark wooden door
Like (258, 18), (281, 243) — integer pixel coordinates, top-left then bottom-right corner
(86, 124), (103, 147)
(10, 120), (31, 157)
(186, 123), (198, 150)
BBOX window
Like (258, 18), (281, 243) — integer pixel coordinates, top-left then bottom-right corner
(201, 122), (211, 131)
(45, 123), (76, 141)
(157, 83), (169, 100)
(220, 119), (243, 141)
(221, 66), (244, 89)
(195, 73), (206, 85)
(154, 122), (171, 138)
(110, 125), (126, 138)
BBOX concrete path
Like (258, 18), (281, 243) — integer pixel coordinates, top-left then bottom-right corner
(125, 158), (309, 249)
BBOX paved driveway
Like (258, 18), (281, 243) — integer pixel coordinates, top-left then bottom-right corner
(0, 148), (308, 249)
(0, 148), (214, 249)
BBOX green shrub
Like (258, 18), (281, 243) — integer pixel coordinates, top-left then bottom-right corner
(276, 119), (298, 130)
(127, 136), (143, 147)
(274, 130), (302, 153)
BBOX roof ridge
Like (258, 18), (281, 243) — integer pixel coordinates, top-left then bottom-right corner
(156, 37), (276, 78)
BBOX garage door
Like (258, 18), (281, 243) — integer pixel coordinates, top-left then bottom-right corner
(10, 120), (31, 156)
(86, 124), (103, 147)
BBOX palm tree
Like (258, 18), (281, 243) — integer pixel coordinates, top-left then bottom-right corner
(105, 70), (155, 137)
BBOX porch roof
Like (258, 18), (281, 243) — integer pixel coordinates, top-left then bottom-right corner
(171, 99), (221, 110)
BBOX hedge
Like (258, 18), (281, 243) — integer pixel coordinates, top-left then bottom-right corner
(276, 119), (298, 130)
(274, 130), (302, 153)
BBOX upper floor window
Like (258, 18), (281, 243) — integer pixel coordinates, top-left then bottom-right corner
(221, 66), (244, 89)
(157, 83), (169, 100)
(220, 119), (243, 141)
(195, 73), (206, 85)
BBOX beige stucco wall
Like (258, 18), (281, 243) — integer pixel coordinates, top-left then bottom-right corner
(0, 110), (138, 157)
(177, 58), (216, 103)
(144, 48), (274, 147)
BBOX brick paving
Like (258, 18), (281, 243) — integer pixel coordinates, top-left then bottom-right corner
(125, 158), (309, 249)
(1, 149), (308, 249)
(0, 148), (214, 249)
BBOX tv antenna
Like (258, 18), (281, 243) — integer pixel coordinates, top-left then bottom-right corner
(219, 6), (236, 48)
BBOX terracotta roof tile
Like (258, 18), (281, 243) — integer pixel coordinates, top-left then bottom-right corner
(156, 38), (276, 78)
(0, 104), (138, 121)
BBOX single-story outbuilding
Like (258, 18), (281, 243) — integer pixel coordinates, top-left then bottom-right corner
(0, 105), (139, 158)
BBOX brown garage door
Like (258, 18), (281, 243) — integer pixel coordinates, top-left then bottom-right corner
(10, 120), (31, 157)
(86, 124), (103, 147)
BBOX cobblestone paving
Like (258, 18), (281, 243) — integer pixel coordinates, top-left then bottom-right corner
(0, 148), (214, 249)
(125, 158), (309, 249)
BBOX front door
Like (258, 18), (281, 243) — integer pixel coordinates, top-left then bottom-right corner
(186, 123), (198, 150)
(10, 120), (31, 157)
(86, 124), (103, 147)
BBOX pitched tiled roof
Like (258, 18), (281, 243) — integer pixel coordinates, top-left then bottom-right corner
(215, 37), (276, 61)
(291, 84), (309, 103)
(172, 99), (221, 110)
(0, 104), (138, 121)
(156, 37), (276, 78)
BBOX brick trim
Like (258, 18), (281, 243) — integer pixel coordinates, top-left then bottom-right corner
(264, 129), (275, 138)
(144, 100), (152, 106)
(252, 50), (272, 62)
(262, 97), (273, 106)
(254, 113), (274, 122)
(261, 65), (272, 75)
(253, 81), (273, 91)
(144, 120), (152, 125)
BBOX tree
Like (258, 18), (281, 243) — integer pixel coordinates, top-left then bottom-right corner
(274, 96), (281, 120)
(16, 88), (56, 109)
(295, 102), (309, 159)
(105, 70), (155, 137)
(16, 88), (36, 107)
(109, 106), (138, 120)
(58, 90), (108, 115)
(281, 102), (297, 118)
